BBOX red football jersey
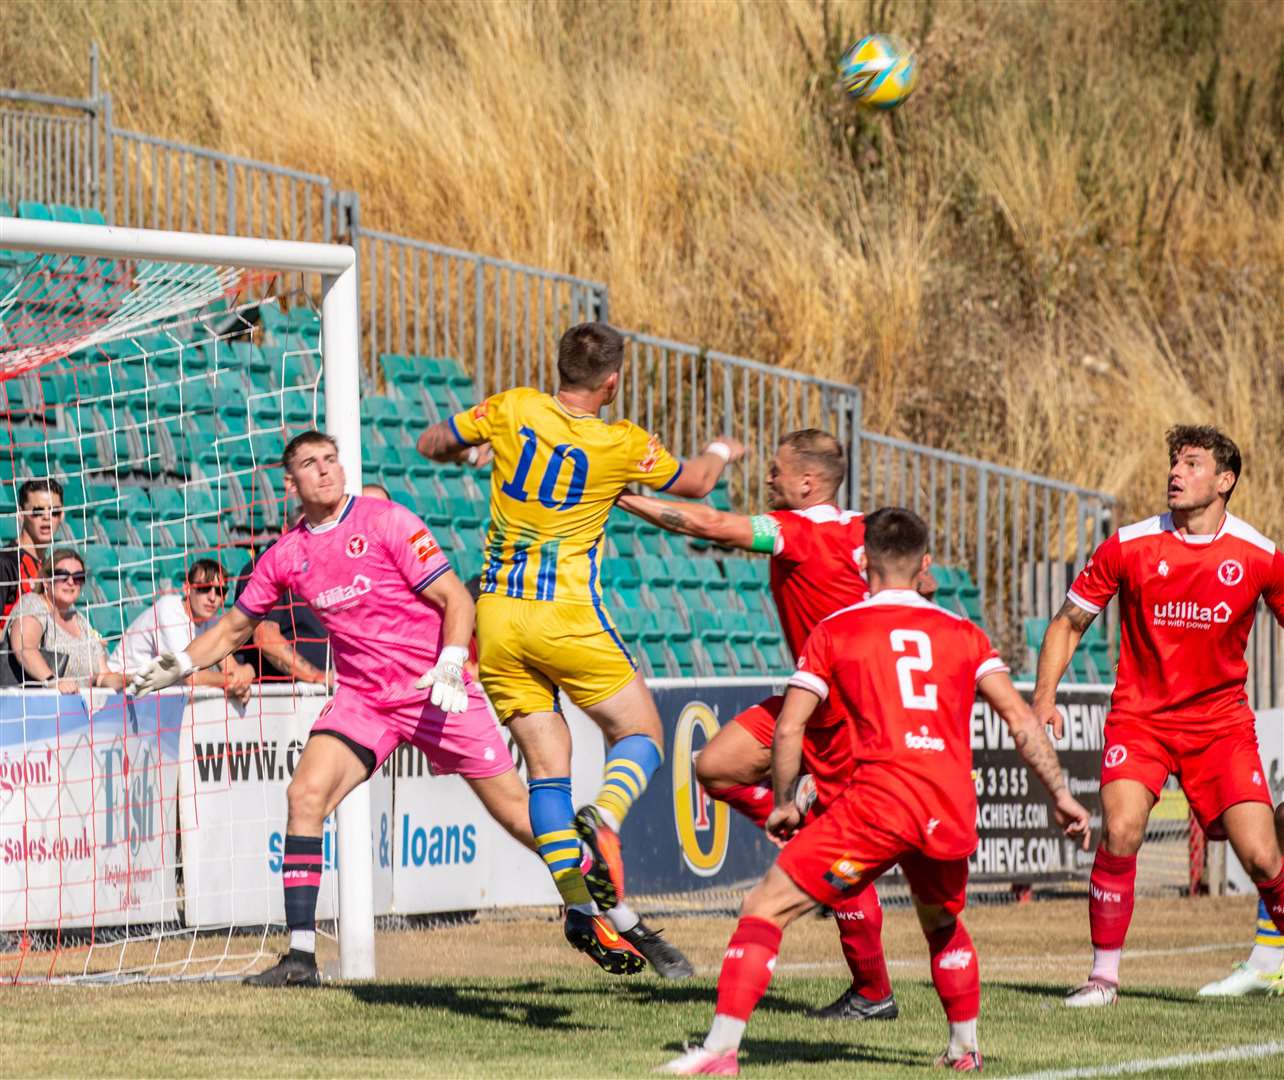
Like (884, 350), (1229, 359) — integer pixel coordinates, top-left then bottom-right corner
(768, 505), (869, 660)
(1068, 512), (1284, 724)
(789, 590), (1007, 859)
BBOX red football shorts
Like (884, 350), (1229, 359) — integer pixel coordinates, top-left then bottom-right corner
(1101, 709), (1272, 840)
(732, 694), (854, 810)
(776, 784), (969, 914)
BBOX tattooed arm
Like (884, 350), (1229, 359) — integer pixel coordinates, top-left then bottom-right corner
(616, 493), (760, 550)
(980, 670), (1092, 849)
(1032, 599), (1098, 737)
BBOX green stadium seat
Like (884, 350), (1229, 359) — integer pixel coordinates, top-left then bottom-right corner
(690, 610), (736, 676)
(754, 630), (790, 671)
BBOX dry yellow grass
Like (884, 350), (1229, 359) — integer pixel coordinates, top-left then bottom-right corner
(3, 0), (1282, 528)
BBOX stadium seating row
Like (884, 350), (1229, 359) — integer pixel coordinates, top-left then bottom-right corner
(3, 199), (1114, 680)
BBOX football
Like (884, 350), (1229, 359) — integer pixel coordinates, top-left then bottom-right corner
(838, 34), (919, 110)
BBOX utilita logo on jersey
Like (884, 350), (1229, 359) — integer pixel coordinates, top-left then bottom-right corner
(312, 575), (372, 611)
(904, 725), (946, 752)
(1151, 598), (1232, 630)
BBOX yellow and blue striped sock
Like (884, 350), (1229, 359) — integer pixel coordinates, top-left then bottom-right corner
(595, 735), (663, 831)
(530, 776), (592, 908)
(1250, 898), (1284, 973)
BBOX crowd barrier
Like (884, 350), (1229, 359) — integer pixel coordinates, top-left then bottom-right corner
(5, 680), (1278, 932)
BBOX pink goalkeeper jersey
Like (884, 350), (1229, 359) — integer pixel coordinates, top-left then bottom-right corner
(236, 495), (457, 706)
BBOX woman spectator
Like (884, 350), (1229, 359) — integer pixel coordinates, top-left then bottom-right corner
(7, 548), (125, 692)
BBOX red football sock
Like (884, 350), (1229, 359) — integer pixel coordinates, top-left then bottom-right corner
(714, 916), (783, 1022)
(834, 886), (891, 1000)
(926, 918), (980, 1022)
(713, 783), (774, 829)
(1256, 868), (1284, 935)
(1089, 848), (1137, 951)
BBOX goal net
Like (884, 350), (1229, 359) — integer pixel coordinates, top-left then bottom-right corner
(0, 215), (373, 983)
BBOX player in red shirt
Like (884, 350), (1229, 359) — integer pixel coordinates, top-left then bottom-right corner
(660, 508), (1091, 1075)
(1034, 425), (1284, 1007)
(620, 428), (912, 1020)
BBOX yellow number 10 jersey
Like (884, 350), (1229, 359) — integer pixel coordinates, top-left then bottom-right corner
(449, 386), (682, 607)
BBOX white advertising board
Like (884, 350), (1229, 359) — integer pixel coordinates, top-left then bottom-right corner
(1, 689), (182, 931)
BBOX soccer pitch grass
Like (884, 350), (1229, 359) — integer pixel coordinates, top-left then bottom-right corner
(6, 897), (1282, 1078)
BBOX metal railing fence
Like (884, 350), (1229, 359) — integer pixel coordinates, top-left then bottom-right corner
(348, 221), (607, 394)
(856, 431), (1115, 648)
(611, 332), (862, 513)
(0, 92), (99, 211)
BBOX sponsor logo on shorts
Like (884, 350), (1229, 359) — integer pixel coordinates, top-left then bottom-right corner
(408, 528), (441, 564)
(904, 726), (946, 752)
(346, 534), (368, 559)
(313, 574), (372, 611)
(1217, 559), (1244, 586)
(823, 857), (865, 893)
(926, 817), (940, 835)
(1103, 745), (1127, 768)
(1151, 598), (1232, 630)
(938, 948), (974, 971)
(1252, 770), (1263, 787)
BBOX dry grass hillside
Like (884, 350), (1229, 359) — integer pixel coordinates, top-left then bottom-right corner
(4, 0), (1282, 530)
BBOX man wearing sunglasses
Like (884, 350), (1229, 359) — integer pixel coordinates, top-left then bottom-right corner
(111, 558), (255, 705)
(1, 478), (65, 623)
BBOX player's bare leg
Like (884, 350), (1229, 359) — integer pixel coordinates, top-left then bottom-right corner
(695, 722), (772, 820)
(508, 709), (645, 976)
(577, 675), (694, 977)
(663, 866), (816, 1075)
(1202, 800), (1284, 996)
(913, 898), (982, 1071)
(1066, 779), (1156, 1007)
(465, 767), (535, 848)
(245, 734), (370, 987)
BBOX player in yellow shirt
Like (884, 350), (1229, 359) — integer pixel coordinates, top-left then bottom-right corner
(418, 321), (744, 977)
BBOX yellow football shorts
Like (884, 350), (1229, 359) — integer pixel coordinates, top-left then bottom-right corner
(475, 593), (639, 723)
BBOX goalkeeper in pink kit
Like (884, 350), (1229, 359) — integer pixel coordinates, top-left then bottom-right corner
(130, 430), (532, 986)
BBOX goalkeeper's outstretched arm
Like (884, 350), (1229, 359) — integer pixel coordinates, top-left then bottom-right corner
(129, 607), (260, 696)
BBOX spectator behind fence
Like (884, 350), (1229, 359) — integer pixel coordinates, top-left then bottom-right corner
(110, 558), (256, 705)
(6, 547), (125, 692)
(1, 478), (64, 621)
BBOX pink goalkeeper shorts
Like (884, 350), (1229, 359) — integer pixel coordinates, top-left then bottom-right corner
(311, 683), (513, 779)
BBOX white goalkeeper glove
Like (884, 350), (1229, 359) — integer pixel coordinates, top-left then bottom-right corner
(128, 650), (195, 697)
(415, 645), (470, 714)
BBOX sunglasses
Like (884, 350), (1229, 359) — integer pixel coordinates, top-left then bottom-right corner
(190, 583), (227, 597)
(52, 569), (87, 586)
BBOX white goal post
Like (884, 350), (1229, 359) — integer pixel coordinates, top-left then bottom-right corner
(0, 216), (375, 980)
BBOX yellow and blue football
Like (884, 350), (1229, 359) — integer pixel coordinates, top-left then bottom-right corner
(838, 34), (919, 110)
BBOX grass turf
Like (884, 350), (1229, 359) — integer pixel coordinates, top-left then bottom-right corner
(6, 972), (1282, 1078)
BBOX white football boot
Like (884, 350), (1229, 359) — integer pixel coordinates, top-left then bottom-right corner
(1197, 962), (1283, 997)
(1064, 980), (1118, 1008)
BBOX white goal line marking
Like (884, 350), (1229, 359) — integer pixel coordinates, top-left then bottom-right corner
(1008, 1040), (1284, 1080)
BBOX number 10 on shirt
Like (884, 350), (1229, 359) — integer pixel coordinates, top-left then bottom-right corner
(500, 427), (589, 511)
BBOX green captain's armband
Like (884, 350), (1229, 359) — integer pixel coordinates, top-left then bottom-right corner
(748, 515), (780, 553)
